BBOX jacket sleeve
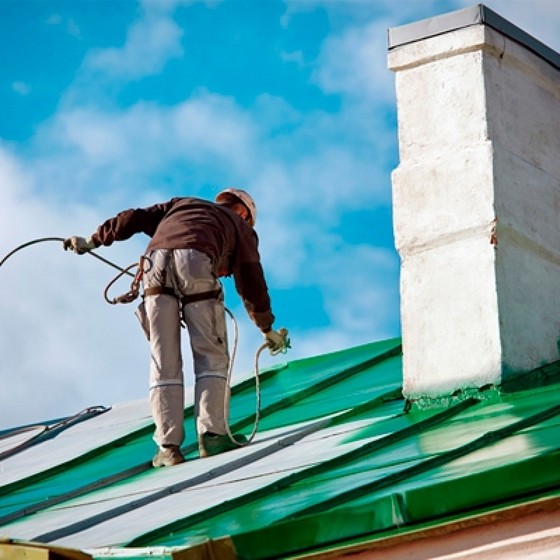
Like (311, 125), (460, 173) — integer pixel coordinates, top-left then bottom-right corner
(237, 262), (275, 332)
(91, 200), (174, 247)
(233, 229), (275, 332)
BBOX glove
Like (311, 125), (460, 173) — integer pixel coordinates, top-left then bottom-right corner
(63, 236), (96, 254)
(264, 328), (288, 355)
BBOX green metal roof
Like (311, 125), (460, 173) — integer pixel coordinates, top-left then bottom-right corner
(1, 337), (559, 559)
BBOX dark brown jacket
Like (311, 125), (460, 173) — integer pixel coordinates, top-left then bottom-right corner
(91, 197), (274, 332)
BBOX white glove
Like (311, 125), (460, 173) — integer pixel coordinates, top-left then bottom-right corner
(63, 236), (96, 254)
(264, 328), (288, 354)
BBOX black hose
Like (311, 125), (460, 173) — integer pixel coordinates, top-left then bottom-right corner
(0, 237), (65, 267)
(0, 237), (134, 276)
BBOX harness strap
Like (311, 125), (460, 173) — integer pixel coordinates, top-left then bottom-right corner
(144, 286), (176, 298)
(144, 286), (222, 306)
(181, 289), (221, 305)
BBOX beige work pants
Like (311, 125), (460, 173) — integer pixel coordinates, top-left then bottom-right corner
(143, 249), (230, 447)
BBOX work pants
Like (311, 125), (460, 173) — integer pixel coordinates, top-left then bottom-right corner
(143, 248), (230, 447)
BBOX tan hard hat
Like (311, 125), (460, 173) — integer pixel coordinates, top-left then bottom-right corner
(215, 188), (257, 226)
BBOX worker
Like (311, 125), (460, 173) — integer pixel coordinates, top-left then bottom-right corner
(63, 188), (285, 467)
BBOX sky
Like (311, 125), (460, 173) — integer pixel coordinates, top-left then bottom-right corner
(1, 0), (559, 430)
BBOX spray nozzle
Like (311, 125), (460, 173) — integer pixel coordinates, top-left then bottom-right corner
(268, 327), (290, 356)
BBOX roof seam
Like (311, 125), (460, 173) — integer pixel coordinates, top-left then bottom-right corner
(126, 397), (478, 547)
(0, 407), (111, 462)
(290, 403), (560, 518)
(29, 418), (332, 544)
(232, 343), (403, 431)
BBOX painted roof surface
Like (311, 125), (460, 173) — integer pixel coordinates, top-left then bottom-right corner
(1, 337), (559, 559)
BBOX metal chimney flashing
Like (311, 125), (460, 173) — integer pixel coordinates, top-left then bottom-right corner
(387, 4), (560, 71)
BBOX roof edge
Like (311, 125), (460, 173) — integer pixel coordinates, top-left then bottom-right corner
(294, 493), (560, 560)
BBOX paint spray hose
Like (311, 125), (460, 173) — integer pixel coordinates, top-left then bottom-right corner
(223, 313), (289, 448)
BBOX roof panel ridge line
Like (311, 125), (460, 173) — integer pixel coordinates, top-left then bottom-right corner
(0, 358), (318, 498)
(330, 387), (404, 426)
(0, 407), (111, 463)
(288, 402), (560, 519)
(201, 342), (401, 440)
(179, 342), (401, 433)
(0, 425), (157, 499)
(229, 363), (288, 397)
(0, 462), (151, 527)
(125, 398), (478, 547)
(235, 344), (403, 427)
(27, 417), (332, 545)
(1, 363), (289, 490)
(479, 403), (560, 443)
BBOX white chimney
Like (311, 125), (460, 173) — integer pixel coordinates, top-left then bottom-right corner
(388, 5), (560, 401)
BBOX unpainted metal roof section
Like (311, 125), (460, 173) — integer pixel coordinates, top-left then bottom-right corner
(387, 3), (560, 71)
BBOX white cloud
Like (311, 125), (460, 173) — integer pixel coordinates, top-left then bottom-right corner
(280, 50), (305, 67)
(173, 94), (258, 173)
(66, 18), (81, 38)
(313, 18), (395, 103)
(86, 6), (183, 79)
(27, 91), (260, 206)
(316, 243), (399, 335)
(12, 81), (31, 96)
(57, 109), (130, 162)
(263, 241), (400, 370)
(1, 80), (399, 429)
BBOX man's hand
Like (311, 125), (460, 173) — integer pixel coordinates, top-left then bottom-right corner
(63, 236), (96, 254)
(264, 328), (289, 355)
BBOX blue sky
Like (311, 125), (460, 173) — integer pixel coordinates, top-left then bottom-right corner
(1, 0), (559, 430)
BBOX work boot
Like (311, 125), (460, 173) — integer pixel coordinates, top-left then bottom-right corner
(152, 445), (185, 467)
(198, 432), (247, 458)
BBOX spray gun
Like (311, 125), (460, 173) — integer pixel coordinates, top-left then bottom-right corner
(268, 327), (291, 356)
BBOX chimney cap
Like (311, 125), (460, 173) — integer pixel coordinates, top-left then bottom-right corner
(387, 4), (560, 71)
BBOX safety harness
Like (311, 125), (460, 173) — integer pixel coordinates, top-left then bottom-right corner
(144, 286), (222, 306)
(104, 256), (148, 305)
(108, 254), (222, 307)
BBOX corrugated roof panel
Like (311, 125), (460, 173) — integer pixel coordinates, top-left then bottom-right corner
(125, 395), (559, 552)
(0, 401), (152, 486)
(257, 353), (403, 430)
(25, 424), (375, 547)
(0, 339), (399, 530)
(125, 401), (480, 547)
(1, 338), (559, 560)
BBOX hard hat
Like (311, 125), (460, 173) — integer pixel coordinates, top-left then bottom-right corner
(215, 188), (257, 226)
